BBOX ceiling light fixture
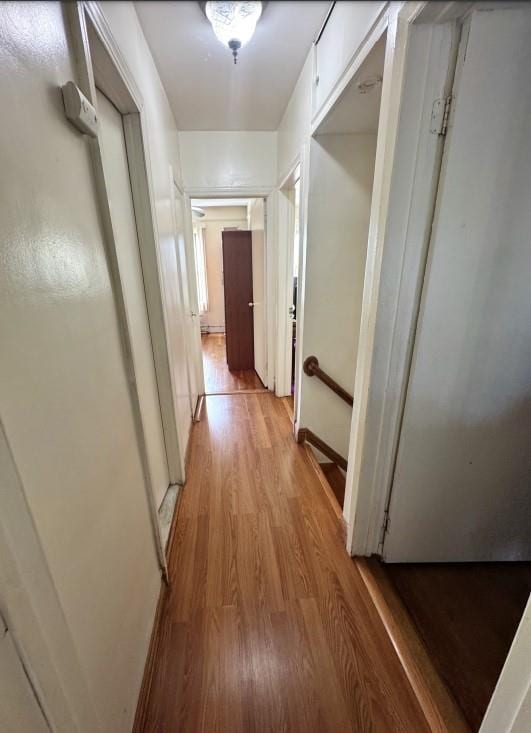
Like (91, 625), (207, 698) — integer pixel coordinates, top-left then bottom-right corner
(205, 2), (263, 64)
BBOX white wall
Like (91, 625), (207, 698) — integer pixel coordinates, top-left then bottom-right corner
(277, 54), (313, 183)
(180, 131), (277, 193)
(299, 134), (376, 460)
(200, 207), (248, 331)
(313, 2), (387, 117)
(0, 2), (162, 731)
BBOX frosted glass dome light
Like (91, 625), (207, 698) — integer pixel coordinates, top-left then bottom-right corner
(205, 2), (262, 64)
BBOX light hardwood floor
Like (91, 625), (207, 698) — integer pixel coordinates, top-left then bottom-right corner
(202, 333), (266, 393)
(135, 393), (430, 732)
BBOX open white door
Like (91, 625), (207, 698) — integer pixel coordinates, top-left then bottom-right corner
(384, 7), (531, 562)
(173, 185), (200, 415)
(249, 198), (267, 386)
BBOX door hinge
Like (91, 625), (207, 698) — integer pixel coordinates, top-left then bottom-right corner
(430, 96), (452, 136)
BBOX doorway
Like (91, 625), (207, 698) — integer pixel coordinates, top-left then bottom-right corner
(291, 176), (300, 410)
(191, 198), (268, 395)
(173, 182), (200, 423)
(278, 169), (301, 418)
(349, 6), (531, 731)
(296, 30), (386, 512)
(97, 88), (170, 507)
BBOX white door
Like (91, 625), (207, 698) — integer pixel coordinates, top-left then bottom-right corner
(0, 619), (49, 732)
(97, 90), (169, 507)
(384, 7), (531, 562)
(249, 198), (267, 385)
(173, 186), (199, 415)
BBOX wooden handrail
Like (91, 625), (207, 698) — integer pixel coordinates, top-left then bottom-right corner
(297, 428), (348, 471)
(303, 355), (353, 407)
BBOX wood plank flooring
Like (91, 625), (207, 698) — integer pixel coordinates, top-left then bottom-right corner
(135, 393), (430, 732)
(385, 562), (531, 731)
(202, 333), (266, 393)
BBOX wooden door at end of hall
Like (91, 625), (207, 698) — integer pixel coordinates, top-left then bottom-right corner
(222, 230), (254, 371)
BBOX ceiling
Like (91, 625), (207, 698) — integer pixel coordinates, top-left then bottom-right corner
(316, 33), (386, 135)
(134, 1), (330, 131)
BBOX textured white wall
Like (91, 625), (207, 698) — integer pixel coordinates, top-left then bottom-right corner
(0, 2), (162, 731)
(312, 2), (386, 116)
(277, 53), (313, 183)
(179, 131), (277, 192)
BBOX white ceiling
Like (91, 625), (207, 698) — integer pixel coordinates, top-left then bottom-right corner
(135, 1), (330, 131)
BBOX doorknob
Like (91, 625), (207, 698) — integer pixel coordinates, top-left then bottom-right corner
(248, 302), (255, 307)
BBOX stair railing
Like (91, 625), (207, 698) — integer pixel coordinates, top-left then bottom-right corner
(303, 355), (353, 407)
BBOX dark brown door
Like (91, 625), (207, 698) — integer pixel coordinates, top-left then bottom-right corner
(222, 230), (254, 370)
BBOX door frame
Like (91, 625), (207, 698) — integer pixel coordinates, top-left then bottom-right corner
(276, 160), (303, 413)
(180, 187), (206, 399)
(342, 0), (458, 555)
(67, 0), (181, 575)
(182, 187), (275, 389)
(171, 176), (203, 421)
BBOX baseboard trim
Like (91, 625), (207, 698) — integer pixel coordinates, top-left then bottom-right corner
(355, 558), (470, 733)
(132, 579), (167, 732)
(193, 394), (205, 422)
(133, 484), (184, 731)
(303, 443), (347, 542)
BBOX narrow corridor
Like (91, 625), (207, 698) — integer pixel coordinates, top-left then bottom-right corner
(135, 393), (429, 732)
(202, 333), (266, 394)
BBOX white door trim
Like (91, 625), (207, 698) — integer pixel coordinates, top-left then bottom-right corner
(185, 185), (274, 198)
(68, 1), (174, 576)
(479, 596), (531, 733)
(292, 141), (311, 432)
(171, 176), (204, 435)
(181, 193), (206, 398)
(275, 160), (299, 398)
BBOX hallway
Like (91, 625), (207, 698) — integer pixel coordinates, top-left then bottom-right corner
(202, 333), (266, 394)
(135, 392), (429, 732)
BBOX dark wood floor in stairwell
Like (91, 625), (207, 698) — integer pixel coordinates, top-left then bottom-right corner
(385, 562), (531, 731)
(135, 393), (430, 732)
